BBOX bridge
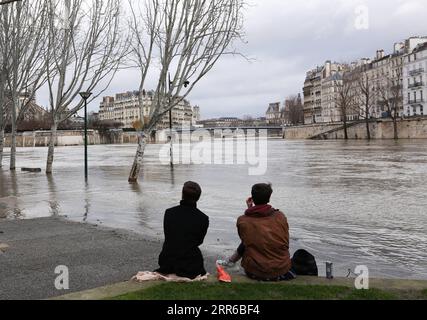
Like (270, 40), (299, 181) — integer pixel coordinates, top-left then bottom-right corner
(174, 126), (284, 133)
(172, 126), (284, 138)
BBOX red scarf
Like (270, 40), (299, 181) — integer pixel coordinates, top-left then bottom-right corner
(245, 204), (276, 218)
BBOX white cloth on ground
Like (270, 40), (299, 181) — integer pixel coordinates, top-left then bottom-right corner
(132, 271), (209, 283)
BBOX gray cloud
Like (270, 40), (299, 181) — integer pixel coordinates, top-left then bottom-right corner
(37, 0), (427, 119)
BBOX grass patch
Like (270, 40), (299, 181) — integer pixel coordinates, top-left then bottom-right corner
(422, 289), (427, 299)
(112, 283), (398, 301)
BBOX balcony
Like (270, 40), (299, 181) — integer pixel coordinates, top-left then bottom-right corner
(408, 81), (424, 89)
(409, 68), (425, 76)
(408, 98), (424, 104)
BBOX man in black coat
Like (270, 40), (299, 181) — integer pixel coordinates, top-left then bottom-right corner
(156, 181), (209, 279)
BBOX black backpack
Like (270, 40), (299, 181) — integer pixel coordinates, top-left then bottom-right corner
(291, 249), (318, 276)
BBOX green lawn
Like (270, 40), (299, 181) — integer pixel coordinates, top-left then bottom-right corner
(112, 283), (400, 300)
(423, 289), (427, 298)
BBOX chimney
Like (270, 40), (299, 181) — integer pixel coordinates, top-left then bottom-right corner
(394, 42), (404, 54)
(376, 50), (385, 60)
(325, 60), (331, 78)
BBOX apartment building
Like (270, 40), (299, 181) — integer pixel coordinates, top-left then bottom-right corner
(98, 90), (195, 130)
(303, 61), (350, 124)
(266, 102), (282, 125)
(301, 37), (427, 124)
(403, 42), (427, 117)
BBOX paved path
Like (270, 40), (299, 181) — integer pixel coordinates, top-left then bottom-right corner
(0, 218), (215, 300)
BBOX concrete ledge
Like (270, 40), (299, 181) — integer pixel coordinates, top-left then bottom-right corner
(51, 281), (161, 301)
(51, 275), (427, 300)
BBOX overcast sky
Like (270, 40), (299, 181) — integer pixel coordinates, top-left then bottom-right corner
(40, 0), (427, 120)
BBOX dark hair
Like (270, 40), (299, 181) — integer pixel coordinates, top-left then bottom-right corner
(251, 183), (273, 205)
(182, 181), (202, 203)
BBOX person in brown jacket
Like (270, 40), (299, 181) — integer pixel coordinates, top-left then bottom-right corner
(218, 183), (296, 281)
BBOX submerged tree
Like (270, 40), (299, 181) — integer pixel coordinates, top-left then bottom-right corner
(0, 62), (7, 168)
(354, 68), (374, 140)
(336, 71), (357, 140)
(378, 68), (402, 140)
(0, 1), (49, 170)
(128, 0), (246, 183)
(44, 0), (128, 174)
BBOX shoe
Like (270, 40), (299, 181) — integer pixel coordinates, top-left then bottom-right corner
(216, 259), (236, 268)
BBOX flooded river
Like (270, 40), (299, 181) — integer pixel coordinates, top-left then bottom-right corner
(1, 139), (427, 279)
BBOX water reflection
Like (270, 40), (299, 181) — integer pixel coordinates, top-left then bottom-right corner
(47, 175), (60, 217)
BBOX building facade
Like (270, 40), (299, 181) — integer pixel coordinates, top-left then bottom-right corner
(192, 106), (201, 125)
(403, 42), (427, 117)
(266, 102), (282, 125)
(301, 37), (427, 124)
(98, 91), (196, 130)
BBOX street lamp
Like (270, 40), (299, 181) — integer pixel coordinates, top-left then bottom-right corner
(79, 92), (92, 180)
(167, 73), (190, 168)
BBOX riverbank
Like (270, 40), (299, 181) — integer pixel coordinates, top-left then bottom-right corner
(0, 217), (216, 300)
(283, 118), (427, 139)
(1, 217), (427, 301)
(3, 130), (140, 148)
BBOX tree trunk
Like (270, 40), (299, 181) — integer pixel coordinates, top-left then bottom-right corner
(343, 117), (348, 140)
(46, 122), (58, 174)
(10, 117), (17, 171)
(365, 103), (371, 140)
(128, 132), (148, 183)
(393, 118), (398, 140)
(0, 129), (4, 168)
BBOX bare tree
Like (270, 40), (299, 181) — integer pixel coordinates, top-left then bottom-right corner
(0, 64), (6, 168)
(1, 1), (49, 170)
(0, 4), (10, 168)
(0, 0), (21, 5)
(0, 21), (6, 168)
(378, 68), (402, 140)
(44, 0), (128, 174)
(336, 72), (357, 140)
(126, 0), (159, 179)
(128, 0), (245, 183)
(284, 95), (303, 126)
(355, 69), (374, 140)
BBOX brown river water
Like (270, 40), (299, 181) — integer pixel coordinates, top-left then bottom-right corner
(1, 139), (426, 279)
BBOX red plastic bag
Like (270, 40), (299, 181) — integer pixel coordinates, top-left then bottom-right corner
(216, 264), (232, 283)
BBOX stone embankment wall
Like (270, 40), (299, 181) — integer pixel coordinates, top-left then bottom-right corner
(283, 118), (427, 140)
(4, 130), (140, 147)
(4, 127), (285, 147)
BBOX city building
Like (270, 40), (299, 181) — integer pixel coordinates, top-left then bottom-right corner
(3, 91), (48, 122)
(403, 42), (427, 117)
(303, 61), (348, 124)
(266, 102), (281, 125)
(303, 66), (323, 124)
(98, 90), (195, 130)
(192, 106), (201, 125)
(321, 66), (345, 123)
(301, 36), (427, 124)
